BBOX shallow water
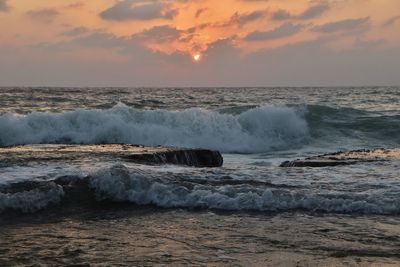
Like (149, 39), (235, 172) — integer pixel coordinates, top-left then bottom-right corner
(1, 208), (400, 266)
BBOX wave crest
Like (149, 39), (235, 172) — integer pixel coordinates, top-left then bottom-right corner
(0, 183), (64, 213)
(89, 165), (400, 214)
(0, 104), (308, 153)
(2, 165), (399, 215)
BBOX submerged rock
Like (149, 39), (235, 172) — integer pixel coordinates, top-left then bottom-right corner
(0, 144), (223, 168)
(280, 148), (400, 167)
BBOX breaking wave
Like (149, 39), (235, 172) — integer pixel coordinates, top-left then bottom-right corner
(88, 165), (400, 215)
(0, 182), (64, 213)
(1, 165), (399, 215)
(0, 103), (308, 153)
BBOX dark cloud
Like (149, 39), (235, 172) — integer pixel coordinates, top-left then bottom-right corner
(271, 9), (291, 21)
(62, 27), (90, 37)
(382, 15), (400, 28)
(135, 25), (181, 43)
(56, 25), (182, 52)
(312, 17), (370, 33)
(71, 32), (129, 49)
(271, 3), (330, 21)
(245, 22), (305, 41)
(0, 0), (10, 12)
(27, 8), (59, 23)
(182, 9), (267, 33)
(196, 9), (267, 30)
(195, 8), (207, 18)
(100, 0), (178, 21)
(30, 32), (116, 54)
(297, 3), (330, 20)
(204, 38), (239, 60)
(229, 9), (267, 26)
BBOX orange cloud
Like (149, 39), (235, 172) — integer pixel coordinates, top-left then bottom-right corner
(0, 0), (399, 86)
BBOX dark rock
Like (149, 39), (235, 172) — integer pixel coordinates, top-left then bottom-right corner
(280, 160), (359, 167)
(0, 144), (223, 168)
(280, 148), (400, 167)
(124, 149), (223, 167)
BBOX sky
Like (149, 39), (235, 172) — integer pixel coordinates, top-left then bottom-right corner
(0, 0), (399, 87)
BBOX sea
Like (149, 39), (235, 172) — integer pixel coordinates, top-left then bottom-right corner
(0, 87), (399, 266)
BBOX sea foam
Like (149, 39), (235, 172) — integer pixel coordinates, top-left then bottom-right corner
(2, 164), (399, 215)
(0, 104), (308, 153)
(89, 164), (400, 214)
(0, 183), (64, 213)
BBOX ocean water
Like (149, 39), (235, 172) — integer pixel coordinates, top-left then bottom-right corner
(1, 87), (400, 265)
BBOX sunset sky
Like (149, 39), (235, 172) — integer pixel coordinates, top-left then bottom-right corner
(0, 0), (399, 86)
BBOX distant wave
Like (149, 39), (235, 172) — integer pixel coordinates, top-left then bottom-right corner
(0, 103), (308, 153)
(304, 104), (400, 146)
(2, 164), (399, 215)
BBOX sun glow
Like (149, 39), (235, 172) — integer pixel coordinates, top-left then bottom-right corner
(193, 54), (201, 61)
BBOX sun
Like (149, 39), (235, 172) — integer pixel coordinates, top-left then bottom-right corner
(193, 54), (201, 61)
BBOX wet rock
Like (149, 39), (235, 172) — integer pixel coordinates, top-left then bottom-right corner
(0, 144), (223, 168)
(124, 149), (223, 167)
(280, 148), (400, 167)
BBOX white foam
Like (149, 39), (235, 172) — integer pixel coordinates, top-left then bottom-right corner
(0, 183), (64, 213)
(0, 103), (308, 153)
(89, 165), (400, 215)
